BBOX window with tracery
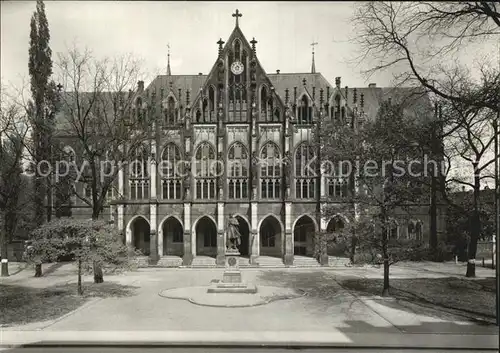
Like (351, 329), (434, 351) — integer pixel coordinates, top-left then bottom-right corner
(129, 144), (149, 200)
(295, 143), (317, 199)
(136, 97), (144, 124)
(298, 95), (312, 124)
(161, 143), (182, 200)
(227, 142), (249, 199)
(194, 142), (217, 199)
(330, 95), (341, 120)
(228, 40), (247, 122)
(260, 86), (270, 121)
(164, 96), (176, 126)
(326, 162), (350, 199)
(260, 142), (281, 199)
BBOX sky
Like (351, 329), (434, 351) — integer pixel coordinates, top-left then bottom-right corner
(1, 1), (496, 189)
(2, 1), (412, 91)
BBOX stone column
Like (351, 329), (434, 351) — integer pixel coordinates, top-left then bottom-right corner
(250, 202), (259, 264)
(149, 204), (158, 264)
(157, 218), (163, 257)
(182, 202), (193, 265)
(150, 142), (157, 198)
(320, 165), (326, 198)
(216, 202), (225, 266)
(118, 160), (124, 197)
(283, 202), (294, 266)
(125, 218), (132, 248)
(117, 204), (124, 239)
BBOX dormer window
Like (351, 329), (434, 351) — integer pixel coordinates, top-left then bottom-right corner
(298, 95), (312, 124)
(164, 96), (176, 126)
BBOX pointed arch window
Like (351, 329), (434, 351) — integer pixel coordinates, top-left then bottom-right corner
(295, 143), (317, 199)
(161, 143), (182, 200)
(164, 96), (177, 126)
(298, 95), (312, 124)
(388, 219), (399, 239)
(136, 97), (144, 124)
(227, 142), (249, 199)
(209, 86), (215, 114)
(129, 144), (149, 200)
(202, 98), (209, 122)
(260, 86), (269, 121)
(326, 162), (350, 199)
(408, 220), (423, 241)
(273, 107), (280, 122)
(331, 95), (340, 120)
(194, 142), (217, 199)
(260, 142), (281, 199)
(195, 109), (201, 123)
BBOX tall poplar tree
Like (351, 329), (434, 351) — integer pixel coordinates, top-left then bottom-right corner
(28, 0), (54, 277)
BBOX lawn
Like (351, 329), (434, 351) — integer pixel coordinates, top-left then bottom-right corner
(0, 282), (138, 327)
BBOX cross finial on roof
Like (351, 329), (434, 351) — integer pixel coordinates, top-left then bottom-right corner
(232, 9), (242, 27)
(250, 37), (258, 53)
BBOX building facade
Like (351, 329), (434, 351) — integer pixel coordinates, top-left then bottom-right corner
(56, 11), (443, 267)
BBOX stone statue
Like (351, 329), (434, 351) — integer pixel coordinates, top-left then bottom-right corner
(226, 214), (241, 250)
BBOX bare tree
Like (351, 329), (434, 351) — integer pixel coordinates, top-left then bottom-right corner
(0, 91), (30, 276)
(435, 100), (497, 277)
(53, 46), (149, 283)
(321, 100), (427, 295)
(352, 2), (499, 111)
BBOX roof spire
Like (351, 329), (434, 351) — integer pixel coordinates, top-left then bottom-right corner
(232, 9), (242, 27)
(311, 41), (318, 74)
(167, 43), (171, 76)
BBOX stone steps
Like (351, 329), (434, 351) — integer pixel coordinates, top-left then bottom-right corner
(255, 256), (285, 268)
(156, 256), (183, 267)
(292, 256), (321, 267)
(190, 256), (217, 268)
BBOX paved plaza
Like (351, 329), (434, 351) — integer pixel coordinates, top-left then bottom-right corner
(0, 262), (498, 350)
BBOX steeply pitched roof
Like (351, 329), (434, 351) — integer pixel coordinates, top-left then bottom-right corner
(145, 74), (207, 105)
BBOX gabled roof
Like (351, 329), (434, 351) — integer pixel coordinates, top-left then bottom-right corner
(145, 74), (207, 104)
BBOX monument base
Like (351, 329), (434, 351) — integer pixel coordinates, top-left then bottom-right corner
(208, 248), (258, 294)
(207, 282), (258, 294)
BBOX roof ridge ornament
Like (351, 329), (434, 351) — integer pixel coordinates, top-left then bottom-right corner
(232, 9), (242, 27)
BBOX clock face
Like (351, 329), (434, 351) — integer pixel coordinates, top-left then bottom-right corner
(231, 61), (244, 75)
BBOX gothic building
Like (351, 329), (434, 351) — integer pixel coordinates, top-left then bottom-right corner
(57, 11), (442, 267)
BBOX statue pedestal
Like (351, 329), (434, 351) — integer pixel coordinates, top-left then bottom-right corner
(207, 248), (257, 294)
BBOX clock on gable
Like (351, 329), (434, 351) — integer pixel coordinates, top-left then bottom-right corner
(230, 61), (244, 75)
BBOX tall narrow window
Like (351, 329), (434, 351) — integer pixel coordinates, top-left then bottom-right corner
(194, 142), (217, 199)
(273, 107), (280, 122)
(298, 95), (312, 124)
(202, 98), (209, 122)
(136, 97), (143, 123)
(260, 142), (281, 199)
(295, 143), (316, 199)
(326, 162), (349, 199)
(161, 143), (182, 200)
(227, 142), (249, 199)
(416, 221), (423, 241)
(129, 144), (149, 200)
(260, 86), (268, 121)
(165, 96), (176, 125)
(209, 86), (215, 122)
